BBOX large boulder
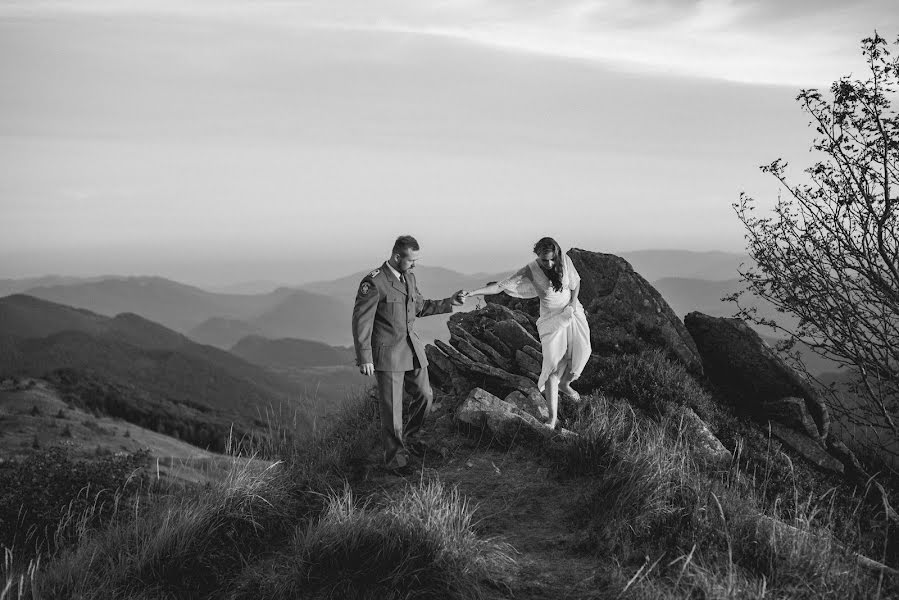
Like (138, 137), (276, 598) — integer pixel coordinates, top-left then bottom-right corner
(684, 312), (830, 440)
(487, 248), (703, 375)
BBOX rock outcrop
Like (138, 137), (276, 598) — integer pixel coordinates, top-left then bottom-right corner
(684, 312), (830, 441)
(455, 388), (572, 443)
(425, 249), (862, 484)
(487, 249), (703, 375)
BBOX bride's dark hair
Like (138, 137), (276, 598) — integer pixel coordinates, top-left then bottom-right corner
(533, 237), (564, 292)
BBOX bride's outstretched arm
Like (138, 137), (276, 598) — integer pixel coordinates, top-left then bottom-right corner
(466, 266), (533, 298)
(465, 282), (501, 296)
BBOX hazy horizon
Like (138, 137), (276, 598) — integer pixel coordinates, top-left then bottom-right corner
(0, 247), (750, 289)
(3, 1), (897, 286)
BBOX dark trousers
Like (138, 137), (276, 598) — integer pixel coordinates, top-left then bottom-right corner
(375, 366), (433, 468)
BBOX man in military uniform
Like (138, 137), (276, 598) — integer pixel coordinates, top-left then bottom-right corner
(352, 235), (465, 473)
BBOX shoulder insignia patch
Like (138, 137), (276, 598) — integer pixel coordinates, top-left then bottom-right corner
(359, 281), (371, 296)
(369, 269), (380, 278)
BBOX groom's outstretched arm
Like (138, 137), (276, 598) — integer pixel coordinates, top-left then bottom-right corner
(413, 283), (461, 317)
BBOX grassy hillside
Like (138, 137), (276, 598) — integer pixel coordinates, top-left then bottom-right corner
(0, 379), (225, 477)
(3, 351), (896, 599)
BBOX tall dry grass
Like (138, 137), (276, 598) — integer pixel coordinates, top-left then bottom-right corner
(557, 391), (897, 599)
(3, 386), (516, 599)
(228, 479), (516, 599)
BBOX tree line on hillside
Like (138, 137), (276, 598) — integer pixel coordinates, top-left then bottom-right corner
(46, 369), (248, 453)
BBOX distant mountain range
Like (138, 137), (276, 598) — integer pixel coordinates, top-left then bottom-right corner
(23, 277), (298, 332)
(9, 267), (513, 349)
(620, 250), (750, 283)
(0, 276), (112, 298)
(4, 251), (751, 351)
(652, 276), (800, 334)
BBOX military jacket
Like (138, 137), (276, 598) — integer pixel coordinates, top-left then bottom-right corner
(351, 262), (453, 372)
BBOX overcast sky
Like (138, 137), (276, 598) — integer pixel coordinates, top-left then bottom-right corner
(2, 1), (897, 284)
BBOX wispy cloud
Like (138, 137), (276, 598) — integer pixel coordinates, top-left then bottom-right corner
(3, 0), (893, 86)
(317, 0), (894, 86)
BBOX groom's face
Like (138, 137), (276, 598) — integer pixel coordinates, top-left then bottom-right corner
(536, 251), (556, 270)
(396, 248), (419, 272)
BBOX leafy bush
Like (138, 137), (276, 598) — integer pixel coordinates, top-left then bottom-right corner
(0, 447), (149, 559)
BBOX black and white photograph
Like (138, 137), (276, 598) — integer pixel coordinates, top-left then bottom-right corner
(2, 1), (899, 597)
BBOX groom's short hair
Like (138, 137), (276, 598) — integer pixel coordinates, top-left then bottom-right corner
(392, 235), (420, 256)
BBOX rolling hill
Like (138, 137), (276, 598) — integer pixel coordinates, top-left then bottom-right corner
(188, 317), (264, 349)
(230, 336), (355, 370)
(0, 295), (368, 450)
(0, 276), (102, 298)
(188, 291), (354, 348)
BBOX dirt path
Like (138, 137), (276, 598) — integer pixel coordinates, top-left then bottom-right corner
(352, 435), (611, 599)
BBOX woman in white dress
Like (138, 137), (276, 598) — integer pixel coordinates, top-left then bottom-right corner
(463, 238), (592, 429)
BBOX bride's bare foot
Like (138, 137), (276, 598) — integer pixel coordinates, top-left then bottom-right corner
(559, 384), (580, 401)
(546, 420), (557, 430)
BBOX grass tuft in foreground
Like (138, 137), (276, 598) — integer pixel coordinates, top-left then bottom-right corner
(229, 479), (515, 599)
(30, 454), (319, 600)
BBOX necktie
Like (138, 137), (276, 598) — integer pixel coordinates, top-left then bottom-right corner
(400, 273), (406, 286)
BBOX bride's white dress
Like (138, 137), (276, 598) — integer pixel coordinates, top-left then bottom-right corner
(497, 254), (592, 392)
